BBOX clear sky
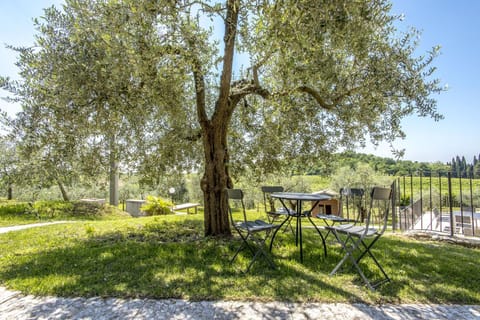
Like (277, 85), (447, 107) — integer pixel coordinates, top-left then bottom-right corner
(0, 1), (479, 164)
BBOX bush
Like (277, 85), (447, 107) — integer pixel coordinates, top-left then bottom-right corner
(34, 201), (74, 218)
(72, 201), (104, 216)
(0, 202), (30, 216)
(141, 196), (173, 216)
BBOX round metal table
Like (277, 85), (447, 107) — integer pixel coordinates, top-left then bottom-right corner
(269, 192), (331, 262)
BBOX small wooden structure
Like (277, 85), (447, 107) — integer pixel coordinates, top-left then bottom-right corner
(309, 190), (341, 216)
(310, 198), (341, 216)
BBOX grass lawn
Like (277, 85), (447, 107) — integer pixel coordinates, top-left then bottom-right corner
(0, 212), (479, 304)
(0, 201), (131, 227)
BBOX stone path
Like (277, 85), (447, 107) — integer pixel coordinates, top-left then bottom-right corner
(1, 223), (480, 319)
(1, 286), (479, 320)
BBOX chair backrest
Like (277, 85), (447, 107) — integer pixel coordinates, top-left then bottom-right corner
(365, 186), (393, 233)
(227, 189), (248, 224)
(261, 186), (284, 214)
(340, 187), (365, 221)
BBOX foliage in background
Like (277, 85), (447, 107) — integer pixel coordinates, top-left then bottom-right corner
(33, 201), (74, 218)
(0, 200), (130, 226)
(449, 154), (480, 178)
(307, 151), (450, 176)
(330, 163), (393, 192)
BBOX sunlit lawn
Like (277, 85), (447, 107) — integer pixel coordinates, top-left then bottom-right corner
(0, 212), (479, 304)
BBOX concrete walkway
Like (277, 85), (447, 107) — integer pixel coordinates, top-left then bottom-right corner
(0, 221), (74, 234)
(1, 223), (480, 319)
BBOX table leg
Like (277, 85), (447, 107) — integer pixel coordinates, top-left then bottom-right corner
(269, 214), (291, 252)
(298, 200), (303, 262)
(308, 215), (327, 257)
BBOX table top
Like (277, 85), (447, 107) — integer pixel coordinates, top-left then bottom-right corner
(271, 192), (331, 201)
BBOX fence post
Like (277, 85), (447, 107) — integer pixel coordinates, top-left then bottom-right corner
(420, 171), (423, 229)
(410, 172), (414, 229)
(448, 172), (454, 237)
(429, 171), (433, 231)
(392, 179), (397, 232)
(391, 180), (396, 232)
(439, 173), (443, 231)
(469, 174), (475, 236)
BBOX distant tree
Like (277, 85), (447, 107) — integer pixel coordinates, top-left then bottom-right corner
(461, 156), (467, 178)
(474, 163), (480, 178)
(0, 137), (19, 199)
(1, 1), (196, 205)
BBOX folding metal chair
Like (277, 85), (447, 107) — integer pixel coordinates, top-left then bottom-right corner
(262, 186), (287, 222)
(315, 188), (364, 241)
(340, 188), (366, 223)
(227, 189), (280, 272)
(261, 186), (295, 234)
(327, 186), (393, 290)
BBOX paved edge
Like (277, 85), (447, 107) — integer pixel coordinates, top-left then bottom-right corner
(1, 287), (480, 320)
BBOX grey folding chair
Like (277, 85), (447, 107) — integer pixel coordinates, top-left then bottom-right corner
(327, 186), (393, 290)
(261, 186), (295, 234)
(340, 188), (366, 223)
(315, 188), (364, 240)
(262, 186), (287, 222)
(227, 189), (280, 272)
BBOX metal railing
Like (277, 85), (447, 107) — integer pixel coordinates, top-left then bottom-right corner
(393, 172), (479, 237)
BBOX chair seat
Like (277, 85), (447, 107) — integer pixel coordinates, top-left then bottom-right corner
(268, 207), (294, 216)
(315, 214), (349, 222)
(236, 220), (278, 232)
(328, 225), (378, 237)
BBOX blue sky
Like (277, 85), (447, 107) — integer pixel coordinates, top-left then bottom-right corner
(0, 1), (479, 164)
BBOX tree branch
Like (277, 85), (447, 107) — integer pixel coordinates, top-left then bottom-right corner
(229, 79), (271, 109)
(216, 0), (240, 110)
(297, 85), (334, 110)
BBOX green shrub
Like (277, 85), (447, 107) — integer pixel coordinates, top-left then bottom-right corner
(141, 196), (173, 216)
(33, 201), (74, 218)
(72, 201), (104, 216)
(0, 202), (30, 216)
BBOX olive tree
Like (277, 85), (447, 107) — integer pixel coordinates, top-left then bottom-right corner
(2, 0), (443, 236)
(174, 0), (442, 236)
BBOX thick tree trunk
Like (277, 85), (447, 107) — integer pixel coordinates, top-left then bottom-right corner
(202, 124), (233, 237)
(197, 0), (239, 237)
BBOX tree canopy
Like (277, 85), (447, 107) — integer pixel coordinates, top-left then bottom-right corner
(1, 0), (443, 236)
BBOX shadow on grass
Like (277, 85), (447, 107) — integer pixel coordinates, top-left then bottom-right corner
(0, 219), (360, 302)
(0, 219), (479, 305)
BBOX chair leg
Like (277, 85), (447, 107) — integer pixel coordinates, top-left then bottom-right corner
(329, 232), (354, 276)
(232, 230), (276, 272)
(269, 216), (292, 251)
(230, 232), (256, 265)
(245, 236), (276, 272)
(356, 239), (390, 286)
(329, 233), (389, 290)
